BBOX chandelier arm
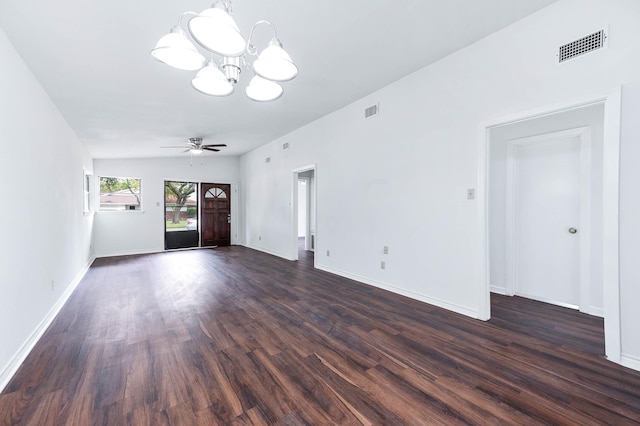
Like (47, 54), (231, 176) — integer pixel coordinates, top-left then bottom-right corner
(246, 20), (278, 56)
(241, 55), (251, 71)
(178, 11), (199, 28)
(210, 0), (233, 14)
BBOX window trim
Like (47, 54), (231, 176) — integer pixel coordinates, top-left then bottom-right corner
(83, 169), (93, 215)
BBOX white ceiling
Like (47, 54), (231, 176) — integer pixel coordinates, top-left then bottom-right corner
(0, 0), (558, 159)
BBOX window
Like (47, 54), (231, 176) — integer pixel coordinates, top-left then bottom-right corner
(83, 170), (93, 213)
(99, 177), (141, 211)
(205, 187), (227, 198)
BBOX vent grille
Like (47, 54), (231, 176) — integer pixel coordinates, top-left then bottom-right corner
(364, 104), (379, 119)
(282, 142), (290, 150)
(558, 30), (607, 63)
(265, 157), (271, 164)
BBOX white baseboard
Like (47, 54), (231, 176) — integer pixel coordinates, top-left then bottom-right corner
(620, 354), (640, 372)
(315, 263), (480, 319)
(586, 306), (605, 318)
(490, 285), (508, 295)
(95, 247), (161, 258)
(241, 244), (296, 261)
(237, 245), (480, 318)
(0, 256), (95, 393)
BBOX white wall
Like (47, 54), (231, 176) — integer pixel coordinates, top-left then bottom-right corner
(619, 82), (640, 369)
(93, 156), (240, 257)
(240, 0), (640, 330)
(0, 27), (95, 390)
(489, 104), (605, 316)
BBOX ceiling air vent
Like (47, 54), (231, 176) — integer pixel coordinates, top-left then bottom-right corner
(265, 156), (271, 164)
(282, 142), (290, 150)
(558, 29), (607, 63)
(364, 103), (379, 119)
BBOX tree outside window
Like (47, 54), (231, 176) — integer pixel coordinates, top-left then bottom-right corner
(99, 177), (141, 211)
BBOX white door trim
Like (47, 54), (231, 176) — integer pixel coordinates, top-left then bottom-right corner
(477, 88), (621, 364)
(505, 127), (591, 311)
(291, 165), (316, 263)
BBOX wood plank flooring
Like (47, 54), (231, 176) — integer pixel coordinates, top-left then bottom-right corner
(1, 246), (640, 425)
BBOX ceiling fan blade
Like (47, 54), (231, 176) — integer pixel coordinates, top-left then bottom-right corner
(182, 149), (191, 153)
(202, 144), (227, 148)
(161, 146), (190, 148)
(202, 147), (220, 152)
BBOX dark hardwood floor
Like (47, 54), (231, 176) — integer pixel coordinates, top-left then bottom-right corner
(1, 246), (639, 425)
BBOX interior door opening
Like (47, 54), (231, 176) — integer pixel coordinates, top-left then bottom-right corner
(164, 180), (199, 250)
(486, 103), (607, 357)
(488, 104), (604, 317)
(292, 167), (316, 262)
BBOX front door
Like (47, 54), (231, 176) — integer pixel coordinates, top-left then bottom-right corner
(201, 183), (231, 247)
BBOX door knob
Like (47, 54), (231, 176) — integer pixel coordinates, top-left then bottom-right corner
(568, 227), (577, 234)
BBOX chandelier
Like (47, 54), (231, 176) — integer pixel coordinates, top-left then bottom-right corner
(151, 0), (298, 102)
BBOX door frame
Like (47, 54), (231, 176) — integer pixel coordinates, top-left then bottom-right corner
(505, 127), (591, 311)
(477, 88), (622, 363)
(163, 179), (200, 250)
(162, 178), (239, 247)
(200, 182), (232, 247)
(291, 165), (316, 263)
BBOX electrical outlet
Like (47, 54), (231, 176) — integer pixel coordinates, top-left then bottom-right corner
(326, 250), (330, 257)
(467, 188), (475, 200)
(381, 261), (386, 270)
(383, 246), (389, 255)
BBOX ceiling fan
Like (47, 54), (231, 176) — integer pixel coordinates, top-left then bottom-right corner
(162, 137), (227, 155)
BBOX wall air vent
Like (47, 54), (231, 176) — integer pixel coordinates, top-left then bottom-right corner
(282, 142), (290, 150)
(364, 103), (379, 119)
(558, 29), (607, 63)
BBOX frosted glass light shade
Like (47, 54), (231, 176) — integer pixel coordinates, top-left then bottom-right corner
(188, 7), (246, 57)
(253, 42), (298, 81)
(151, 30), (205, 71)
(245, 75), (283, 102)
(191, 62), (234, 96)
(190, 148), (203, 155)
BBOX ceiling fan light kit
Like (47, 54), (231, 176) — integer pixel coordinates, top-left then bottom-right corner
(151, 0), (298, 102)
(162, 137), (227, 155)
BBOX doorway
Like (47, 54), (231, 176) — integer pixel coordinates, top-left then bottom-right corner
(164, 180), (199, 250)
(481, 94), (622, 362)
(201, 183), (231, 247)
(292, 166), (316, 262)
(505, 127), (590, 309)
